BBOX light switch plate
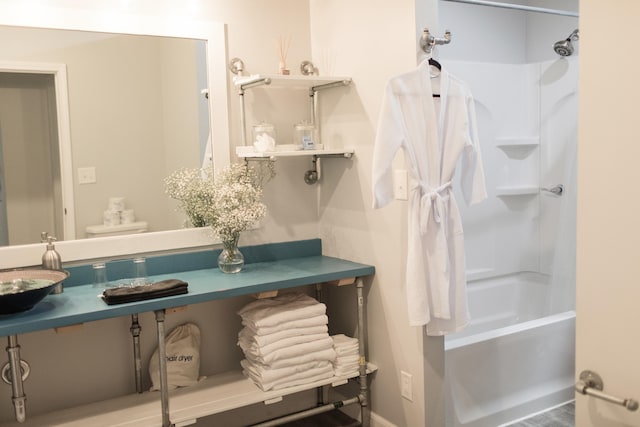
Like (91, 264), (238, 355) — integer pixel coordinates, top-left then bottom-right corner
(394, 169), (408, 200)
(78, 167), (96, 184)
(401, 370), (413, 401)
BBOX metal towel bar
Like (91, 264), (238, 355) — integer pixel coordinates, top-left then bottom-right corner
(575, 370), (639, 411)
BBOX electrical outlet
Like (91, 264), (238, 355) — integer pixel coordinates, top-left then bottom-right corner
(401, 370), (413, 401)
(394, 169), (408, 200)
(78, 167), (96, 185)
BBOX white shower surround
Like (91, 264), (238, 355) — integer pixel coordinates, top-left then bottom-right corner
(443, 56), (577, 426)
(445, 273), (575, 427)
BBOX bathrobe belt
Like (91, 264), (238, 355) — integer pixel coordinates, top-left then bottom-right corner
(412, 180), (454, 319)
(414, 180), (452, 234)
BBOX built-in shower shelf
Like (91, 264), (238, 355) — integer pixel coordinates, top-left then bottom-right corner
(496, 136), (540, 150)
(496, 186), (539, 196)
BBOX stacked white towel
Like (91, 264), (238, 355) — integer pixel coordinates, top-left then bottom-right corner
(331, 334), (360, 377)
(237, 293), (336, 391)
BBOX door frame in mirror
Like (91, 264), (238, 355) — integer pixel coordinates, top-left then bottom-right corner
(0, 60), (76, 242)
(0, 6), (230, 267)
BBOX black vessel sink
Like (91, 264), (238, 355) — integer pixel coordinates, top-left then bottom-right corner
(0, 269), (69, 314)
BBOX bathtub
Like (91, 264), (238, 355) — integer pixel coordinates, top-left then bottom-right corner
(445, 272), (575, 427)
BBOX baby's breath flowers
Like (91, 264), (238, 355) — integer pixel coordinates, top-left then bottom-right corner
(164, 163), (267, 243)
(205, 163), (267, 243)
(164, 167), (214, 228)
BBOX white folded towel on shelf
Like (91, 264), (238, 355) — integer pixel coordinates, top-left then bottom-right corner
(247, 336), (335, 365)
(331, 334), (360, 378)
(334, 366), (360, 377)
(334, 354), (360, 365)
(242, 359), (334, 391)
(238, 293), (327, 329)
(241, 315), (329, 336)
(332, 334), (359, 353)
(237, 293), (339, 391)
(238, 324), (328, 347)
(239, 332), (331, 359)
(264, 347), (338, 369)
(241, 359), (330, 385)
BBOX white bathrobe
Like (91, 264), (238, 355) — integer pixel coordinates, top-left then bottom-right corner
(372, 60), (487, 335)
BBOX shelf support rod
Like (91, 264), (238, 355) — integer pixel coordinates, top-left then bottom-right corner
(311, 79), (352, 92)
(309, 79), (351, 149)
(130, 314), (143, 393)
(314, 283), (325, 406)
(4, 335), (28, 423)
(240, 77), (272, 91)
(238, 89), (248, 147)
(250, 396), (360, 427)
(356, 277), (370, 427)
(154, 309), (173, 427)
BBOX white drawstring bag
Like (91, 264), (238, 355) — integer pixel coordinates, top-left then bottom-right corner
(149, 323), (201, 391)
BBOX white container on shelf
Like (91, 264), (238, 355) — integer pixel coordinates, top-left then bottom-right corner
(252, 122), (276, 153)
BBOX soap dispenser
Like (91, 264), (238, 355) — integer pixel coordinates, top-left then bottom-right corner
(41, 232), (63, 294)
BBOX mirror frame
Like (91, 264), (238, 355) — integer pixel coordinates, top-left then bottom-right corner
(0, 6), (231, 268)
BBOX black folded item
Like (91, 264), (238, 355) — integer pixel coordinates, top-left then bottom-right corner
(102, 279), (188, 305)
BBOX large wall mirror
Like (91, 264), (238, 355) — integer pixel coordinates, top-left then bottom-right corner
(0, 7), (231, 267)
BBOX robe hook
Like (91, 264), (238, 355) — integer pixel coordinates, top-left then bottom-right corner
(420, 28), (452, 55)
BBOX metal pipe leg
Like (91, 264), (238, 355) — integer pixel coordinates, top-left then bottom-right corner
(130, 314), (142, 393)
(6, 335), (27, 423)
(154, 309), (172, 427)
(314, 283), (325, 406)
(356, 278), (370, 427)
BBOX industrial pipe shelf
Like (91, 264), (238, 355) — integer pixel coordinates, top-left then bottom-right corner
(0, 239), (376, 426)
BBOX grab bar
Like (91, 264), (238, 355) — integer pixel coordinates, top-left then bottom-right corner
(541, 184), (563, 196)
(575, 370), (639, 411)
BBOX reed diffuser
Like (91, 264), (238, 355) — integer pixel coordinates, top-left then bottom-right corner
(277, 35), (291, 75)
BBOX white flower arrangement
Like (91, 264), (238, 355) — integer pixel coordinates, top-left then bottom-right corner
(165, 163), (268, 243)
(164, 167), (214, 228)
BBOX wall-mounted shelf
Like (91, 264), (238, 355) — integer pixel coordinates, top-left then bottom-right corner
(496, 186), (539, 196)
(233, 69), (353, 184)
(233, 74), (352, 91)
(236, 146), (354, 159)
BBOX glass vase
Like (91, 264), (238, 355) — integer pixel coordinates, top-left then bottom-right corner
(218, 235), (244, 273)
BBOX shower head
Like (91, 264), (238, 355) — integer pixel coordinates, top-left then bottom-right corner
(554, 29), (579, 57)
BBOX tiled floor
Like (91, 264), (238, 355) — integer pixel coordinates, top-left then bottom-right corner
(507, 401), (575, 427)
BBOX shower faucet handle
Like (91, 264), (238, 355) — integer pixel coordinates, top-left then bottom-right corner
(541, 184), (564, 196)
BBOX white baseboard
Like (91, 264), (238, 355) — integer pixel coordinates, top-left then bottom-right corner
(371, 412), (398, 427)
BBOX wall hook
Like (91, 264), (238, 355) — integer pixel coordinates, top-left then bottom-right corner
(228, 57), (245, 75)
(300, 60), (317, 76)
(420, 28), (452, 55)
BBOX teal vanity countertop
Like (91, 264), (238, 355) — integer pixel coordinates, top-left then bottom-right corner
(0, 239), (374, 337)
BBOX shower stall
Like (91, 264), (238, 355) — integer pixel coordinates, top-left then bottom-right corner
(436, 1), (579, 426)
